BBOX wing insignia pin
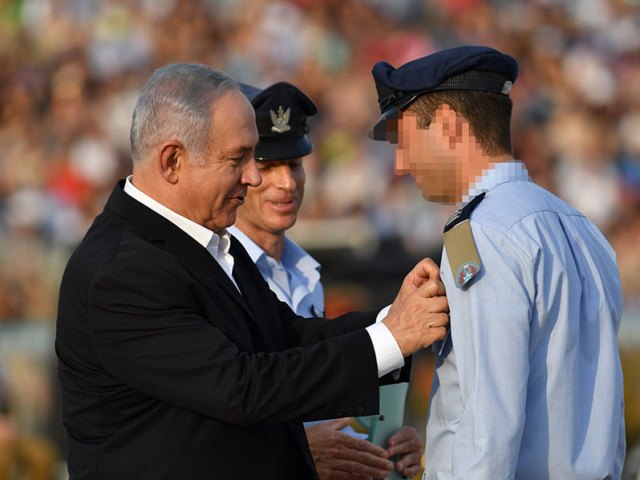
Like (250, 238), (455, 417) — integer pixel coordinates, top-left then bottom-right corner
(270, 106), (291, 133)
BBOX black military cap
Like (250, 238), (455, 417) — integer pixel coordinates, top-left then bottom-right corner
(369, 45), (518, 141)
(240, 81), (318, 161)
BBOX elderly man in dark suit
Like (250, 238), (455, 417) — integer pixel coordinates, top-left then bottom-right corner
(55, 63), (449, 480)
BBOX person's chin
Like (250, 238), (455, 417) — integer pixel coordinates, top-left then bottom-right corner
(221, 210), (237, 228)
(265, 214), (296, 232)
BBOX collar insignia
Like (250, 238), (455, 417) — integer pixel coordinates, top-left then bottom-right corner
(270, 106), (291, 133)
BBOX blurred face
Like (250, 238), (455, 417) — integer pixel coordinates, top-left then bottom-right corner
(235, 157), (306, 239)
(394, 107), (469, 204)
(177, 90), (261, 233)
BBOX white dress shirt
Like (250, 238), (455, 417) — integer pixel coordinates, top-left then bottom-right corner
(123, 177), (239, 291)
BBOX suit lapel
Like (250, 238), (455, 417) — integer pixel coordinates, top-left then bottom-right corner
(230, 238), (281, 351)
(105, 181), (256, 321)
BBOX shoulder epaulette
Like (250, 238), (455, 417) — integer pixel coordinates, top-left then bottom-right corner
(443, 192), (485, 289)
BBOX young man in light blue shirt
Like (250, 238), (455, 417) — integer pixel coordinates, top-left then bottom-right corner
(370, 45), (625, 479)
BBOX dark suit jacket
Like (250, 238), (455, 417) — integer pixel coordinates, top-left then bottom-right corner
(56, 181), (404, 479)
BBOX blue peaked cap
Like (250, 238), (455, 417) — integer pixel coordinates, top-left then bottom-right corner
(240, 81), (317, 160)
(369, 45), (518, 140)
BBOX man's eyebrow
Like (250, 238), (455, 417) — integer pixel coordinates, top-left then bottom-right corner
(224, 144), (254, 155)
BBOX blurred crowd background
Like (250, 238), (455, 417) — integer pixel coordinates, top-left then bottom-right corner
(1, 0), (640, 478)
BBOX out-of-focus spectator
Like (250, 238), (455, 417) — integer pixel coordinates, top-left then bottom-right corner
(0, 357), (57, 480)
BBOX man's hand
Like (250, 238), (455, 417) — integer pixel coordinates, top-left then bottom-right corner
(306, 418), (394, 479)
(391, 258), (441, 308)
(384, 275), (449, 357)
(386, 426), (422, 479)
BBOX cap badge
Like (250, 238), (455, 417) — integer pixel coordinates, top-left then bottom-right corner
(501, 81), (513, 95)
(270, 106), (291, 133)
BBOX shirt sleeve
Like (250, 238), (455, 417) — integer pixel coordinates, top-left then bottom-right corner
(437, 222), (534, 478)
(366, 317), (404, 377)
(375, 305), (391, 322)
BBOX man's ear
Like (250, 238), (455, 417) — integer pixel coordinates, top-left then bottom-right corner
(158, 141), (184, 184)
(436, 104), (465, 149)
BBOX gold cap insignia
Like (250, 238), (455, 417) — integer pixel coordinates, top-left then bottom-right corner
(270, 106), (291, 133)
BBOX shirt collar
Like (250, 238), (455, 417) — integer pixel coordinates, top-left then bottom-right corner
(281, 236), (321, 277)
(124, 175), (224, 250)
(462, 160), (530, 205)
(227, 226), (266, 264)
(227, 226), (321, 275)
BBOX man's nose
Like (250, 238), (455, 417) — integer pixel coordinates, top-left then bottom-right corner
(274, 165), (296, 190)
(243, 158), (262, 187)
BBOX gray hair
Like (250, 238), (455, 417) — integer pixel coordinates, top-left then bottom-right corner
(130, 64), (239, 165)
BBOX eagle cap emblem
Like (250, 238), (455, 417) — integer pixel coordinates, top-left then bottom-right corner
(270, 106), (291, 133)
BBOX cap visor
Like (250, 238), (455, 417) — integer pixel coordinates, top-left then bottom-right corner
(369, 93), (419, 141)
(255, 135), (313, 161)
(369, 107), (400, 141)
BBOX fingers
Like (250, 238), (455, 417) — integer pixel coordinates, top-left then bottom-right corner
(415, 278), (446, 299)
(396, 258), (441, 304)
(341, 436), (388, 458)
(395, 450), (422, 478)
(332, 456), (393, 479)
(334, 436), (393, 476)
(386, 426), (422, 457)
(393, 261), (445, 321)
(409, 257), (440, 285)
(411, 286), (449, 319)
(427, 307), (450, 327)
(428, 325), (449, 343)
(306, 424), (393, 479)
(386, 427), (423, 479)
(385, 275), (450, 355)
(322, 461), (390, 479)
(321, 441), (393, 479)
(386, 426), (417, 449)
(323, 417), (355, 431)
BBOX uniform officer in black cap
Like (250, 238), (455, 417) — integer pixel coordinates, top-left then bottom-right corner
(370, 46), (625, 479)
(229, 81), (424, 480)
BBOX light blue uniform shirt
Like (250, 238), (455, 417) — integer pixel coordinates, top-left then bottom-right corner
(228, 226), (324, 317)
(424, 161), (625, 480)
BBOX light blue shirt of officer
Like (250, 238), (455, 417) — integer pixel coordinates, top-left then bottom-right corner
(228, 226), (324, 318)
(424, 161), (625, 480)
(367, 44), (626, 480)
